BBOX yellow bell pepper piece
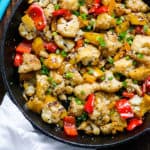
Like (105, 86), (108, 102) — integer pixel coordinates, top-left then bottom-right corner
(108, 0), (116, 15)
(78, 16), (89, 28)
(115, 21), (129, 34)
(127, 13), (148, 25)
(32, 37), (45, 55)
(83, 32), (104, 45)
(83, 73), (96, 83)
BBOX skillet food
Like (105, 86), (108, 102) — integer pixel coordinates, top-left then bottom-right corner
(13, 0), (150, 137)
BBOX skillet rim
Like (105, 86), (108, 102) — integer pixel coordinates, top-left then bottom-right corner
(0, 0), (149, 148)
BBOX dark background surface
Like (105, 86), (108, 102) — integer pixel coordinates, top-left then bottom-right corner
(0, 0), (150, 149)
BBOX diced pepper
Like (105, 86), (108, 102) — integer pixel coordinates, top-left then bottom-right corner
(44, 42), (58, 53)
(142, 76), (150, 95)
(83, 73), (96, 83)
(52, 9), (71, 20)
(122, 92), (135, 99)
(16, 41), (32, 53)
(127, 118), (143, 131)
(27, 4), (47, 31)
(115, 99), (134, 119)
(135, 26), (144, 34)
(14, 53), (23, 67)
(94, 0), (101, 7)
(83, 32), (104, 45)
(84, 94), (95, 113)
(32, 37), (45, 55)
(75, 39), (84, 49)
(64, 116), (78, 137)
(95, 6), (108, 15)
(108, 0), (115, 15)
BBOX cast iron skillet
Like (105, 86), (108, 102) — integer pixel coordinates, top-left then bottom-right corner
(1, 0), (150, 148)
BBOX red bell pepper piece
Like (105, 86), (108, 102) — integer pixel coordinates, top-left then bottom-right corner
(115, 99), (134, 119)
(84, 94), (95, 114)
(44, 42), (57, 53)
(95, 6), (108, 14)
(122, 92), (135, 99)
(89, 5), (108, 15)
(135, 26), (144, 34)
(75, 39), (84, 49)
(127, 118), (143, 131)
(94, 0), (101, 7)
(27, 4), (47, 31)
(64, 116), (78, 137)
(14, 53), (23, 67)
(52, 9), (71, 20)
(16, 41), (32, 53)
(142, 76), (150, 95)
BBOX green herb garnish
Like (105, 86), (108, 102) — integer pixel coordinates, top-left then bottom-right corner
(107, 56), (114, 64)
(137, 53), (144, 59)
(118, 31), (127, 41)
(96, 36), (106, 47)
(116, 17), (124, 25)
(143, 25), (148, 32)
(78, 0), (85, 6)
(75, 97), (83, 105)
(61, 50), (67, 57)
(80, 13), (88, 20)
(65, 72), (74, 79)
(41, 65), (49, 75)
(88, 69), (94, 75)
(108, 76), (113, 80)
(54, 4), (60, 10)
(122, 81), (127, 88)
(126, 36), (133, 45)
(72, 10), (80, 16)
(125, 56), (130, 60)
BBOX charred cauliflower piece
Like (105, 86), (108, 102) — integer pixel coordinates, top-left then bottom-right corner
(23, 81), (35, 97)
(74, 83), (101, 100)
(125, 0), (149, 12)
(113, 57), (134, 76)
(129, 66), (150, 81)
(68, 98), (84, 116)
(131, 35), (150, 55)
(19, 15), (37, 40)
(18, 53), (41, 73)
(99, 71), (122, 93)
(36, 74), (49, 100)
(59, 0), (79, 10)
(78, 120), (100, 135)
(57, 15), (79, 38)
(103, 31), (122, 56)
(76, 44), (100, 66)
(41, 95), (67, 124)
(96, 13), (116, 30)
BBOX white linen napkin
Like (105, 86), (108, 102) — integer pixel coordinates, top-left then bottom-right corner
(0, 94), (94, 150)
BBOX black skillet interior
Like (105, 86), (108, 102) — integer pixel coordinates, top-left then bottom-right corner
(1, 0), (150, 148)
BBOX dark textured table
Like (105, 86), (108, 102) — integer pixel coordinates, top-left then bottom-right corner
(0, 0), (150, 149)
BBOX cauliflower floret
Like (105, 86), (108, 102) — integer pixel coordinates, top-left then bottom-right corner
(59, 0), (79, 10)
(102, 31), (122, 56)
(54, 34), (75, 52)
(44, 3), (55, 19)
(96, 13), (116, 30)
(129, 66), (150, 81)
(113, 57), (134, 76)
(76, 44), (100, 66)
(57, 15), (80, 38)
(19, 15), (37, 40)
(18, 53), (41, 73)
(23, 81), (35, 97)
(78, 120), (100, 135)
(68, 98), (84, 116)
(125, 0), (149, 12)
(74, 83), (101, 100)
(41, 96), (67, 124)
(49, 71), (63, 84)
(36, 74), (49, 100)
(131, 35), (150, 55)
(99, 71), (122, 93)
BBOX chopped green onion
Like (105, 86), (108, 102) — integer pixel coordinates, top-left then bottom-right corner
(125, 56), (130, 60)
(75, 97), (83, 105)
(88, 69), (94, 75)
(101, 76), (105, 81)
(107, 56), (114, 64)
(41, 65), (49, 75)
(118, 31), (127, 41)
(84, 39), (90, 43)
(65, 72), (74, 79)
(100, 66), (105, 72)
(46, 88), (51, 95)
(116, 17), (124, 25)
(61, 50), (67, 57)
(143, 25), (148, 32)
(72, 10), (80, 16)
(54, 4), (60, 10)
(80, 13), (88, 20)
(56, 49), (60, 54)
(78, 0), (85, 6)
(133, 80), (138, 84)
(76, 112), (88, 125)
(52, 32), (57, 36)
(96, 36), (106, 47)
(122, 81), (127, 88)
(137, 53), (144, 59)
(132, 60), (137, 66)
(126, 36), (133, 45)
(80, 90), (85, 95)
(108, 76), (113, 80)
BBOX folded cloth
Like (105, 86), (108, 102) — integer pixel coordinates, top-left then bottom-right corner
(0, 94), (94, 150)
(0, 0), (10, 21)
